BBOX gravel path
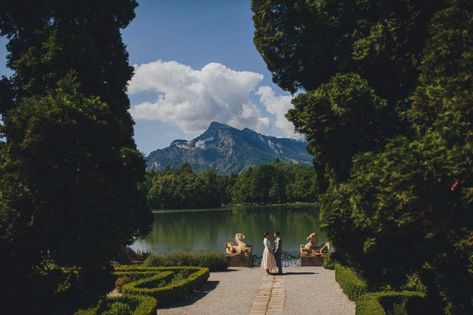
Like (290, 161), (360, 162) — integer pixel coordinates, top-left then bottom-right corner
(157, 267), (355, 315)
(158, 267), (262, 315)
(283, 267), (355, 315)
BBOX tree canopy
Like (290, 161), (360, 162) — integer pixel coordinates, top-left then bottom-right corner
(0, 1), (152, 313)
(253, 0), (472, 313)
(231, 161), (318, 204)
(145, 161), (318, 209)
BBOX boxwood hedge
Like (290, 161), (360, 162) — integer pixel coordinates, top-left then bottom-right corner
(356, 291), (427, 315)
(143, 252), (227, 271)
(75, 266), (209, 314)
(74, 295), (157, 315)
(335, 264), (368, 301)
(115, 266), (210, 307)
(334, 264), (428, 315)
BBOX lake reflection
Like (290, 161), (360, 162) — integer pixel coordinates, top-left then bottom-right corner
(133, 205), (327, 256)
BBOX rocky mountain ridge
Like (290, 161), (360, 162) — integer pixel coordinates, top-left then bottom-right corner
(146, 121), (312, 174)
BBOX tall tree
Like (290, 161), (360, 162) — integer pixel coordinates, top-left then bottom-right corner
(147, 165), (223, 209)
(253, 0), (472, 313)
(252, 0), (443, 99)
(0, 1), (152, 313)
(230, 162), (317, 204)
(0, 0), (137, 143)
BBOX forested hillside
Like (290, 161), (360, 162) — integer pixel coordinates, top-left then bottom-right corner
(145, 161), (317, 209)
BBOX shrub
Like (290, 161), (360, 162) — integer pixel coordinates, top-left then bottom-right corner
(131, 271), (175, 289)
(106, 296), (157, 315)
(356, 291), (427, 315)
(102, 301), (132, 315)
(356, 293), (385, 315)
(74, 303), (102, 315)
(323, 253), (335, 270)
(74, 295), (157, 315)
(335, 264), (368, 301)
(116, 266), (210, 307)
(143, 252), (227, 271)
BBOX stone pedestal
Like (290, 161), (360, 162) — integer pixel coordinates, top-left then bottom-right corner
(300, 255), (323, 266)
(226, 254), (253, 267)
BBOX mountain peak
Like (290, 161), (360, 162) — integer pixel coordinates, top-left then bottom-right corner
(207, 121), (235, 131)
(242, 127), (257, 134)
(209, 121), (226, 128)
(146, 124), (312, 174)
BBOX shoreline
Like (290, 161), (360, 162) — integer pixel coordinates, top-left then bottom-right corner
(152, 202), (318, 213)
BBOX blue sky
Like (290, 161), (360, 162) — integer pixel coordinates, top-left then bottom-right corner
(0, 0), (296, 155)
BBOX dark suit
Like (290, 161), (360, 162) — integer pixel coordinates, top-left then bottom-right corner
(274, 237), (283, 274)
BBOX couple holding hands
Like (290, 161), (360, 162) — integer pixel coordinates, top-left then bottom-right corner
(261, 231), (283, 275)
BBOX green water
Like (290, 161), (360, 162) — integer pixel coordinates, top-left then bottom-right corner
(132, 205), (327, 256)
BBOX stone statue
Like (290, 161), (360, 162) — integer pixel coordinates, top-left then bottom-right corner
(224, 233), (252, 255)
(300, 232), (330, 256)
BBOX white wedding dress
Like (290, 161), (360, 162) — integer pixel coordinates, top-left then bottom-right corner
(260, 238), (277, 270)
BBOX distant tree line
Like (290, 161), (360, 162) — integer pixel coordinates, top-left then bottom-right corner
(145, 161), (318, 209)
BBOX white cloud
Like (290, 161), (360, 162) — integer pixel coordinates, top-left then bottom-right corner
(128, 60), (271, 135)
(256, 85), (300, 137)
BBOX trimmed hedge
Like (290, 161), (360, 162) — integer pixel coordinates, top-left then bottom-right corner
(102, 301), (132, 315)
(356, 291), (426, 315)
(75, 266), (208, 314)
(115, 266), (210, 307)
(104, 295), (157, 315)
(333, 264), (428, 315)
(335, 264), (368, 301)
(143, 252), (227, 271)
(74, 295), (157, 315)
(74, 303), (102, 315)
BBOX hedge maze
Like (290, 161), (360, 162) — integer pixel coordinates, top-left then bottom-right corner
(76, 266), (209, 315)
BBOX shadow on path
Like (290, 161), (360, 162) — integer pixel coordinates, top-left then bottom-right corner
(281, 272), (318, 275)
(158, 280), (220, 309)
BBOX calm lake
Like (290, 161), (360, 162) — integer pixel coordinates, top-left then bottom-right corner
(132, 205), (327, 257)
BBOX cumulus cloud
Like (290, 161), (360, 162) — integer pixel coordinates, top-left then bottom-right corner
(256, 86), (299, 137)
(128, 60), (271, 134)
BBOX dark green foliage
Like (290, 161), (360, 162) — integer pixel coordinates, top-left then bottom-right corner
(0, 0), (138, 143)
(252, 0), (442, 99)
(75, 295), (158, 315)
(74, 303), (103, 315)
(334, 264), (368, 301)
(123, 271), (175, 290)
(288, 73), (395, 187)
(321, 134), (472, 292)
(145, 161), (317, 208)
(0, 78), (151, 314)
(0, 77), (14, 113)
(356, 293), (385, 315)
(253, 0), (473, 313)
(322, 253), (335, 270)
(0, 1), (152, 313)
(102, 302), (133, 315)
(231, 161), (318, 204)
(217, 173), (238, 205)
(115, 266), (210, 307)
(109, 296), (157, 315)
(143, 252), (227, 272)
(146, 164), (223, 209)
(356, 291), (428, 315)
(335, 265), (431, 314)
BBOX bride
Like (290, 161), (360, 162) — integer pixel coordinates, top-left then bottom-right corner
(261, 231), (277, 275)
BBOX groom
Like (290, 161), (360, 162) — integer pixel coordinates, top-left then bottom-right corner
(273, 231), (283, 275)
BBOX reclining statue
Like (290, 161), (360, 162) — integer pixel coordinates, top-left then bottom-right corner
(300, 232), (330, 256)
(224, 233), (252, 255)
